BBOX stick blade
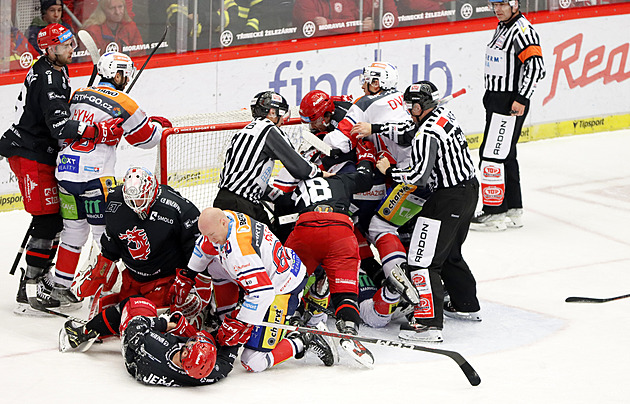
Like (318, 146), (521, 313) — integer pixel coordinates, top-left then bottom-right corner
(77, 30), (100, 64)
(565, 296), (600, 303)
(460, 361), (482, 386)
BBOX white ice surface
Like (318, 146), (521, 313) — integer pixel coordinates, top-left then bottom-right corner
(1, 130), (629, 403)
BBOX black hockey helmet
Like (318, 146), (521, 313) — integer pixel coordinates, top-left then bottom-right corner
(403, 81), (440, 112)
(251, 91), (290, 120)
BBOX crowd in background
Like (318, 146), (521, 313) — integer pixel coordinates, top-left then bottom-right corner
(5, 0), (618, 72)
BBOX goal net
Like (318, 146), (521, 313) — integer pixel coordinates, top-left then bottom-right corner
(159, 107), (307, 210)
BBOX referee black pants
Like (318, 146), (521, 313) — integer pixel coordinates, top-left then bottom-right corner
(413, 178), (480, 328)
(213, 188), (271, 227)
(480, 91), (530, 214)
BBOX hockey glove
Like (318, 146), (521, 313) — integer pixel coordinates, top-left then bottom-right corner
(81, 118), (124, 146)
(168, 268), (196, 309)
(216, 312), (253, 346)
(356, 140), (377, 164)
(378, 149), (397, 165)
(149, 116), (172, 128)
(168, 311), (198, 338)
(75, 254), (119, 298)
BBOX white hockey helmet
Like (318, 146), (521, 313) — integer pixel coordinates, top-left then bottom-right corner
(97, 51), (136, 80)
(359, 62), (399, 91)
(122, 167), (159, 220)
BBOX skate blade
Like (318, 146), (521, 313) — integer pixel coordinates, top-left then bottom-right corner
(315, 321), (339, 363)
(340, 339), (374, 369)
(13, 303), (52, 317)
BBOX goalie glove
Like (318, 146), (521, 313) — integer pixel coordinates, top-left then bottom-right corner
(216, 311), (253, 346)
(74, 254), (119, 298)
(149, 116), (172, 128)
(80, 118), (124, 146)
(356, 140), (377, 164)
(168, 268), (196, 309)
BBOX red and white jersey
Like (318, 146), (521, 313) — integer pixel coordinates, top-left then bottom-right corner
(188, 210), (306, 325)
(324, 89), (412, 166)
(55, 83), (162, 182)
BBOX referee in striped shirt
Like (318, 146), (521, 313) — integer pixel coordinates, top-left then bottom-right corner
(472, 0), (545, 231)
(214, 91), (328, 226)
(367, 81), (480, 342)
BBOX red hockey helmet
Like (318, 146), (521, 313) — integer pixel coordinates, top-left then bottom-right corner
(300, 90), (335, 124)
(37, 23), (76, 53)
(181, 331), (217, 379)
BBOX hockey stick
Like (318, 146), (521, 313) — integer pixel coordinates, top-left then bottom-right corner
(437, 88), (466, 106)
(9, 218), (33, 275)
(24, 283), (87, 323)
(301, 129), (332, 156)
(125, 26), (168, 93)
(261, 321), (481, 386)
(565, 293), (630, 303)
(77, 30), (100, 87)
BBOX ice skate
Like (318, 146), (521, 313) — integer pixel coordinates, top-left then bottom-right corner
(470, 211), (507, 232)
(287, 317), (335, 366)
(443, 301), (482, 322)
(399, 320), (443, 342)
(385, 263), (420, 305)
(59, 320), (99, 352)
(506, 208), (523, 228)
(13, 269), (48, 316)
(335, 319), (374, 368)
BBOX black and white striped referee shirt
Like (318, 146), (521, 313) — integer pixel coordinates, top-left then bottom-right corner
(484, 12), (545, 102)
(377, 106), (476, 190)
(219, 117), (321, 204)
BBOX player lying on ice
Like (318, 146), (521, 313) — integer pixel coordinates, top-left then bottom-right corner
(171, 207), (336, 372)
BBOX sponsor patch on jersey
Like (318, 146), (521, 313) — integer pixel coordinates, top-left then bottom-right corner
(242, 301), (258, 311)
(47, 91), (65, 100)
(58, 154), (80, 173)
(105, 201), (122, 213)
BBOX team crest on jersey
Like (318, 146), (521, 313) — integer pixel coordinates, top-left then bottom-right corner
(119, 226), (151, 260)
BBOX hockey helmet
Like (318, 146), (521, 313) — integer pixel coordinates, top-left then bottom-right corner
(404, 81), (440, 112)
(299, 90), (335, 123)
(37, 23), (77, 54)
(122, 167), (159, 220)
(181, 331), (217, 379)
(488, 0), (518, 9)
(251, 91), (290, 120)
(97, 51), (136, 81)
(359, 62), (399, 91)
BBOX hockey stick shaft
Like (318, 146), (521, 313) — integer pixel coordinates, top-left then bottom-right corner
(9, 218), (33, 275)
(25, 283), (87, 323)
(301, 129), (332, 156)
(565, 293), (630, 303)
(261, 321), (481, 386)
(77, 30), (99, 87)
(437, 88), (466, 106)
(125, 26), (168, 93)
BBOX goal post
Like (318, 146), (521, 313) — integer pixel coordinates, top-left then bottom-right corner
(158, 108), (306, 210)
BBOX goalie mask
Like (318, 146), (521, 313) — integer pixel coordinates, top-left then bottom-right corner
(181, 332), (217, 379)
(251, 91), (290, 122)
(359, 62), (399, 91)
(404, 81), (440, 114)
(122, 167), (159, 220)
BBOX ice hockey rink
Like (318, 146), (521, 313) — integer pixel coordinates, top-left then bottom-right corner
(1, 128), (629, 403)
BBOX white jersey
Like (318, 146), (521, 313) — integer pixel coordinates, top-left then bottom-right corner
(56, 83), (161, 183)
(324, 89), (412, 166)
(188, 210), (306, 325)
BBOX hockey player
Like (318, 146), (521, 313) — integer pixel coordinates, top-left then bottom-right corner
(68, 167), (208, 330)
(52, 51), (170, 303)
(173, 207), (335, 372)
(370, 81), (480, 342)
(0, 24), (122, 314)
(281, 140), (379, 367)
(61, 296), (237, 386)
(471, 0), (545, 231)
(214, 91), (330, 225)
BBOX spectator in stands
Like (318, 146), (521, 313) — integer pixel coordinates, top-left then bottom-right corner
(27, 0), (73, 54)
(83, 0), (145, 56)
(359, 0), (398, 30)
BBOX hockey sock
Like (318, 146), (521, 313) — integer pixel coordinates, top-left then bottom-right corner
(270, 338), (303, 366)
(373, 286), (400, 316)
(54, 246), (81, 287)
(87, 304), (122, 336)
(375, 233), (406, 279)
(332, 293), (361, 325)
